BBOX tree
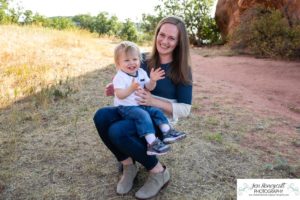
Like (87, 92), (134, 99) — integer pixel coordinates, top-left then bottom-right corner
(23, 10), (33, 24)
(94, 12), (110, 36)
(140, 13), (163, 34)
(0, 0), (10, 24)
(31, 13), (50, 27)
(8, 4), (22, 23)
(119, 19), (138, 42)
(93, 12), (123, 37)
(106, 15), (121, 36)
(49, 17), (75, 30)
(153, 0), (221, 45)
(73, 14), (95, 32)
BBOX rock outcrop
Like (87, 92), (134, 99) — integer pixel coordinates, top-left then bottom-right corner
(215, 0), (300, 39)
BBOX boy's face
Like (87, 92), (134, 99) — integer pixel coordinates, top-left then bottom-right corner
(117, 50), (140, 75)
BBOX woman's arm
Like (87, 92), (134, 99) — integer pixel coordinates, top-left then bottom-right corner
(150, 96), (173, 116)
(135, 89), (191, 119)
(152, 97), (191, 119)
(135, 89), (172, 114)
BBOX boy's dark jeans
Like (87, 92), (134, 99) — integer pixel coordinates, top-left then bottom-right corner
(118, 105), (168, 137)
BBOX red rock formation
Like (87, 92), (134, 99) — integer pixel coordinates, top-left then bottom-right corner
(215, 0), (300, 39)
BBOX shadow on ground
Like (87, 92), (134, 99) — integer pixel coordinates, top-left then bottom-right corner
(0, 63), (297, 200)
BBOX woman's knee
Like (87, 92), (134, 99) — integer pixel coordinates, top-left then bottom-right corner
(93, 109), (102, 125)
(93, 106), (120, 125)
(108, 125), (122, 146)
(108, 120), (137, 146)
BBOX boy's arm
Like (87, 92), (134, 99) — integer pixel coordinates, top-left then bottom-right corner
(115, 78), (139, 99)
(145, 80), (156, 91)
(145, 67), (165, 91)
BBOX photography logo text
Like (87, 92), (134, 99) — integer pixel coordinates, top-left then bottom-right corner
(237, 179), (300, 200)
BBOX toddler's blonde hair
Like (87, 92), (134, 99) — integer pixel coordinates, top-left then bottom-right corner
(114, 41), (142, 67)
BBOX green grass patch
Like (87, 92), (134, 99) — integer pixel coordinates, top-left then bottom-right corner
(204, 132), (223, 143)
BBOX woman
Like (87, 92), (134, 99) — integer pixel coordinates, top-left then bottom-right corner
(93, 16), (193, 199)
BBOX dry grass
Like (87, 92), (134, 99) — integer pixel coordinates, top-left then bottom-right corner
(191, 45), (237, 57)
(0, 25), (115, 108)
(0, 25), (297, 200)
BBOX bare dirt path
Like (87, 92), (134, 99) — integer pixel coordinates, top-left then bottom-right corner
(191, 51), (300, 122)
(191, 49), (300, 164)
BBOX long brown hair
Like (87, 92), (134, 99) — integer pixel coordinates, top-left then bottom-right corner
(147, 16), (192, 85)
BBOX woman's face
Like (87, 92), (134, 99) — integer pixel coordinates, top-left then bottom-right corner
(156, 23), (179, 59)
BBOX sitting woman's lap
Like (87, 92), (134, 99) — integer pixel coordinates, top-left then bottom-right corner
(94, 106), (158, 170)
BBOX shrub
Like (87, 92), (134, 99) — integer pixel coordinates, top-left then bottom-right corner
(231, 7), (300, 59)
(118, 19), (138, 42)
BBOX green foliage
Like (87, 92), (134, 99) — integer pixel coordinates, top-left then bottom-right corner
(23, 10), (33, 24)
(0, 0), (9, 23)
(140, 14), (163, 41)
(31, 13), (50, 27)
(118, 19), (138, 42)
(8, 6), (21, 23)
(0, 0), (21, 24)
(93, 12), (121, 36)
(107, 15), (121, 36)
(140, 14), (162, 35)
(73, 14), (95, 32)
(73, 12), (123, 37)
(48, 17), (75, 30)
(231, 7), (300, 59)
(1, 0), (221, 45)
(94, 12), (111, 35)
(204, 132), (223, 143)
(152, 0), (221, 45)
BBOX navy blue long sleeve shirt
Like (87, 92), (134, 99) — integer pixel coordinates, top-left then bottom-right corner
(141, 56), (192, 105)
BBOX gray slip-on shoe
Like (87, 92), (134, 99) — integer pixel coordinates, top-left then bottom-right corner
(135, 167), (170, 199)
(116, 164), (138, 195)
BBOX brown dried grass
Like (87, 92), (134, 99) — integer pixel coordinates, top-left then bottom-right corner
(0, 25), (296, 200)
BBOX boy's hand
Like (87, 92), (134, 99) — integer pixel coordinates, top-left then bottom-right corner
(150, 68), (165, 82)
(130, 78), (140, 90)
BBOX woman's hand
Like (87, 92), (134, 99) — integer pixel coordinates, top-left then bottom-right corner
(135, 88), (153, 106)
(105, 83), (114, 96)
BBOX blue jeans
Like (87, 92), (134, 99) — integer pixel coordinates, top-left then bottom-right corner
(93, 106), (161, 170)
(118, 106), (168, 137)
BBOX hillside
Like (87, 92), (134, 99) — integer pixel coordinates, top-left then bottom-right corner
(0, 26), (299, 199)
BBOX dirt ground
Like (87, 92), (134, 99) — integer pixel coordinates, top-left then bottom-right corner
(192, 50), (300, 122)
(1, 44), (300, 199)
(191, 48), (300, 164)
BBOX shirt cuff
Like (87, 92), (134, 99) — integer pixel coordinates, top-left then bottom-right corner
(171, 102), (191, 121)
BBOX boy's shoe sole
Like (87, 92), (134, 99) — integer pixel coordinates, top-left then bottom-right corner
(163, 133), (186, 144)
(146, 150), (169, 156)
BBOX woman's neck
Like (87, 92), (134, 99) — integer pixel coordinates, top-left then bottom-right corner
(159, 54), (172, 64)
